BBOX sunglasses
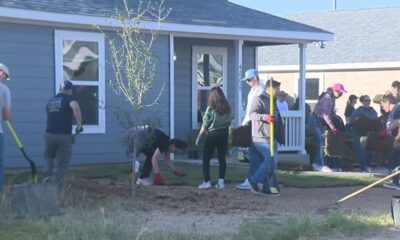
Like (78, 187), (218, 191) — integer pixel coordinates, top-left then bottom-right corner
(246, 79), (252, 82)
(363, 99), (371, 103)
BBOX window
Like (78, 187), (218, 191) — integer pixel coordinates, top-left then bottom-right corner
(192, 46), (227, 129)
(55, 31), (105, 133)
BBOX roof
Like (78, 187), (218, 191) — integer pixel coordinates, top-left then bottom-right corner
(0, 0), (333, 43)
(259, 7), (400, 66)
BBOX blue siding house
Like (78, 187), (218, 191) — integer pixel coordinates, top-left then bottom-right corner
(0, 0), (333, 168)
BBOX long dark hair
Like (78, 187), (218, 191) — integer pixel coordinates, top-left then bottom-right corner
(207, 87), (231, 115)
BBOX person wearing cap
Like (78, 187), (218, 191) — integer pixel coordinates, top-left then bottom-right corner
(276, 90), (289, 112)
(349, 95), (378, 172)
(235, 69), (265, 190)
(43, 80), (82, 187)
(309, 83), (347, 172)
(247, 78), (284, 196)
(0, 63), (11, 194)
(344, 94), (358, 126)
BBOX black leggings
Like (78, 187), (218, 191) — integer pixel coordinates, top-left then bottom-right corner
(202, 128), (229, 182)
(139, 147), (156, 179)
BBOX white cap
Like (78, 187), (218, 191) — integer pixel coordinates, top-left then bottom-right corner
(0, 63), (10, 80)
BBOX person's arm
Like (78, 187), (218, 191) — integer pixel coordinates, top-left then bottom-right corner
(151, 148), (163, 174)
(163, 151), (176, 172)
(2, 87), (11, 120)
(70, 100), (82, 125)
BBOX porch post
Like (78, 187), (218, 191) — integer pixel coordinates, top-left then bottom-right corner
(169, 34), (175, 158)
(298, 43), (307, 154)
(234, 40), (243, 127)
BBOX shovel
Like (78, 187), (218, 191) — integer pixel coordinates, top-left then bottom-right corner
(5, 120), (37, 183)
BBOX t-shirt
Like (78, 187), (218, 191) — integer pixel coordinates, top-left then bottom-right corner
(46, 93), (75, 134)
(142, 128), (170, 155)
(0, 82), (11, 134)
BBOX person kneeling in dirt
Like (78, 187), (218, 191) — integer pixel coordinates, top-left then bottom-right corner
(131, 127), (187, 186)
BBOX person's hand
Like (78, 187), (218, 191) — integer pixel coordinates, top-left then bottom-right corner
(154, 172), (164, 185)
(332, 128), (340, 134)
(378, 129), (389, 137)
(265, 115), (274, 124)
(75, 124), (83, 135)
(173, 170), (186, 177)
(353, 116), (360, 122)
(195, 134), (201, 147)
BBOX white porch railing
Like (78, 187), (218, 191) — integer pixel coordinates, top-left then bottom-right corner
(279, 111), (304, 152)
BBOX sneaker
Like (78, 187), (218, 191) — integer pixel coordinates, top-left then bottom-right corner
(215, 179), (225, 189)
(312, 163), (322, 171)
(198, 181), (212, 189)
(259, 187), (281, 197)
(136, 178), (153, 186)
(248, 179), (261, 195)
(320, 166), (333, 173)
(235, 179), (251, 190)
(383, 181), (400, 190)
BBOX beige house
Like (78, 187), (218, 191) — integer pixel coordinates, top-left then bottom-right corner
(258, 7), (400, 119)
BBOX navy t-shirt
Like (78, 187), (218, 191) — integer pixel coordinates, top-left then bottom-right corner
(46, 93), (75, 134)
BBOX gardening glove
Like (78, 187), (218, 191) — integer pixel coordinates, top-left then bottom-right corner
(75, 124), (84, 135)
(154, 172), (164, 185)
(331, 128), (340, 134)
(195, 134), (201, 147)
(265, 115), (274, 124)
(378, 129), (389, 137)
(173, 170), (186, 177)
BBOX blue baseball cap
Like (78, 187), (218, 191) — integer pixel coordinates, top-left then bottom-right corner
(242, 69), (258, 81)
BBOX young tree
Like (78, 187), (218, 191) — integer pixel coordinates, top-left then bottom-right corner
(97, 0), (170, 198)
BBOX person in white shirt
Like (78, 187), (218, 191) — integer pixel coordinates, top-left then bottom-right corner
(0, 63), (11, 194)
(235, 69), (264, 190)
(276, 91), (289, 112)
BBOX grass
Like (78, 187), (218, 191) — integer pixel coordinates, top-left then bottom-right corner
(4, 161), (380, 188)
(0, 162), (391, 240)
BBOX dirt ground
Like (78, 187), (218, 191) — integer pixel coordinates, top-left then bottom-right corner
(66, 177), (400, 238)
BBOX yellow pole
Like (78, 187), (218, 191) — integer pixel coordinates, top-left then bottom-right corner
(269, 79), (274, 157)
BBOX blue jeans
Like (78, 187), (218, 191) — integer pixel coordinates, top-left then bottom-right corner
(389, 149), (400, 184)
(353, 132), (371, 171)
(249, 141), (277, 189)
(308, 113), (325, 166)
(0, 134), (3, 193)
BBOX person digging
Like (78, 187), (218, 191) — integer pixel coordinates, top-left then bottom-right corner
(130, 127), (187, 186)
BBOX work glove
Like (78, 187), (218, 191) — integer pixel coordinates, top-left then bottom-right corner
(154, 172), (164, 185)
(173, 170), (186, 177)
(265, 115), (274, 124)
(378, 129), (389, 137)
(195, 134), (201, 147)
(75, 124), (84, 135)
(331, 128), (340, 134)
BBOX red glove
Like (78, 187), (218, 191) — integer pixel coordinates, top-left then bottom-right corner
(332, 128), (340, 134)
(154, 172), (164, 185)
(265, 115), (274, 124)
(378, 129), (389, 137)
(173, 170), (186, 177)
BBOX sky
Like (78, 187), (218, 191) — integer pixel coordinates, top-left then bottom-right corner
(229, 0), (400, 16)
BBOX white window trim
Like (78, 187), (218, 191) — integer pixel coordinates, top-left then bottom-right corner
(192, 46), (228, 129)
(294, 72), (324, 105)
(54, 30), (105, 134)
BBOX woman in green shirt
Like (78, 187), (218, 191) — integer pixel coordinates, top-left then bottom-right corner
(196, 87), (232, 189)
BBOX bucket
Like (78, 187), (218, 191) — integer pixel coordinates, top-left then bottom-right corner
(391, 195), (400, 227)
(10, 183), (60, 218)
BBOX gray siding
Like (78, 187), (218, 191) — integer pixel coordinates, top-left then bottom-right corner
(1, 22), (170, 168)
(173, 37), (255, 140)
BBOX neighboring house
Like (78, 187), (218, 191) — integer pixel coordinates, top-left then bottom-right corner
(259, 7), (400, 119)
(0, 0), (332, 168)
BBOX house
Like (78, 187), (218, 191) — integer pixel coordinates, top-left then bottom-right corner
(0, 0), (332, 168)
(258, 7), (400, 119)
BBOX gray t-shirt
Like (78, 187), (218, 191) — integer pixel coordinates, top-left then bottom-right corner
(0, 82), (11, 133)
